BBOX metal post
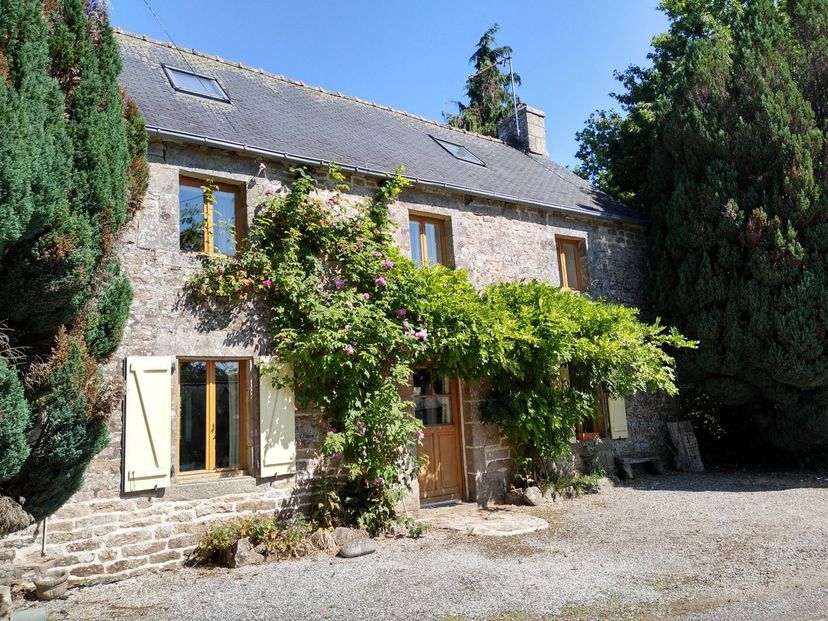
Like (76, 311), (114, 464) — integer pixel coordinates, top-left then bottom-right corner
(41, 518), (47, 556)
(508, 55), (519, 136)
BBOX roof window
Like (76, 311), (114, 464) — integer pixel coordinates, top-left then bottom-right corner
(162, 64), (230, 102)
(430, 136), (485, 166)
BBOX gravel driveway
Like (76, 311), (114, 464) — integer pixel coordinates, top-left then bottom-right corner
(31, 471), (828, 621)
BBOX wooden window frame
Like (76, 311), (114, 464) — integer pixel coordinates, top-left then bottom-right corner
(179, 176), (244, 255)
(556, 236), (587, 292)
(409, 213), (449, 267)
(577, 386), (609, 441)
(177, 358), (249, 479)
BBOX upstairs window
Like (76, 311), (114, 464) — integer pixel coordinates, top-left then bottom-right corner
(430, 136), (485, 166)
(556, 237), (587, 292)
(179, 177), (242, 255)
(409, 214), (448, 267)
(163, 64), (230, 102)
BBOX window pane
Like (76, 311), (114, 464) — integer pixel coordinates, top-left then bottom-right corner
(167, 67), (228, 100)
(212, 189), (237, 255)
(424, 222), (443, 266)
(432, 136), (485, 166)
(179, 361), (207, 472)
(413, 368), (432, 397)
(413, 370), (452, 426)
(562, 242), (581, 290)
(415, 396), (453, 426)
(214, 361), (241, 469)
(432, 375), (450, 395)
(409, 220), (422, 266)
(179, 184), (205, 251)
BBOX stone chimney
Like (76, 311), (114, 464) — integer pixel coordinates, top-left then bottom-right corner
(497, 103), (548, 157)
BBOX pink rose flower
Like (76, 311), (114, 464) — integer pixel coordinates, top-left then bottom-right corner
(335, 279), (345, 290)
(363, 292), (371, 300)
(343, 344), (354, 356)
(416, 429), (425, 441)
(414, 329), (428, 341)
(381, 260), (394, 268)
(345, 300), (353, 309)
(402, 320), (410, 330)
(375, 276), (387, 287)
(396, 308), (407, 317)
(371, 250), (382, 257)
(262, 278), (272, 288)
(374, 477), (385, 487)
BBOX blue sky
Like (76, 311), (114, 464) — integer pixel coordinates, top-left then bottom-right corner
(111, 1), (667, 168)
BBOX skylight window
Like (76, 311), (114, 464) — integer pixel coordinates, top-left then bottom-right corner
(162, 64), (230, 102)
(430, 135), (485, 166)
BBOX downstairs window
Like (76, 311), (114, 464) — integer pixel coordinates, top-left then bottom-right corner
(178, 359), (248, 475)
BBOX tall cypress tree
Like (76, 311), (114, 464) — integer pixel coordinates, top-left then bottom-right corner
(576, 0), (828, 451)
(445, 24), (521, 137)
(0, 0), (71, 253)
(0, 0), (148, 528)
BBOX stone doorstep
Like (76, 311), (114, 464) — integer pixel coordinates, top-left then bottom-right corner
(414, 502), (548, 537)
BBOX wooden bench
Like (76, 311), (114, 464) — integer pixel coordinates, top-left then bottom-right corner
(617, 456), (664, 480)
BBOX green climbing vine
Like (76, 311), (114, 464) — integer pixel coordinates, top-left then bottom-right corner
(189, 164), (693, 531)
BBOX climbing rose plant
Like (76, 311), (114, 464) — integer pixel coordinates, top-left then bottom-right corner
(189, 165), (693, 530)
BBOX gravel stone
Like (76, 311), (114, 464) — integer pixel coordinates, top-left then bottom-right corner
(25, 471), (828, 621)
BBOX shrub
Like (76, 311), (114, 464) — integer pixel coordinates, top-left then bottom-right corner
(84, 259), (132, 359)
(481, 281), (692, 462)
(193, 514), (315, 565)
(0, 357), (31, 482)
(309, 473), (344, 529)
(5, 332), (109, 521)
(0, 0), (147, 529)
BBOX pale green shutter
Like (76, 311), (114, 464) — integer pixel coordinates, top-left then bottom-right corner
(608, 396), (629, 440)
(123, 356), (172, 492)
(258, 359), (296, 478)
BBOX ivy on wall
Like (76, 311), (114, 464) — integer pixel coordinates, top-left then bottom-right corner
(190, 165), (693, 531)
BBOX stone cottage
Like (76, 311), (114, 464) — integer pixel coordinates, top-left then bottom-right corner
(3, 31), (675, 581)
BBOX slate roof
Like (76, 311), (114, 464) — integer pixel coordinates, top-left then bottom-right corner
(116, 31), (643, 225)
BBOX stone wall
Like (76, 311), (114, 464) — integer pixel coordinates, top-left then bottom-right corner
(2, 141), (675, 581)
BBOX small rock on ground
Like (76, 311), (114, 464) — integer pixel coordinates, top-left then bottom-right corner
(228, 538), (264, 568)
(338, 539), (377, 558)
(332, 527), (369, 547)
(523, 486), (544, 506)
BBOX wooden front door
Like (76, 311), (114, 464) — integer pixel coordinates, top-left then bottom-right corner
(414, 371), (463, 503)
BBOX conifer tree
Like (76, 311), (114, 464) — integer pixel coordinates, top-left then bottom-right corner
(0, 0), (148, 528)
(445, 24), (520, 137)
(576, 0), (828, 450)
